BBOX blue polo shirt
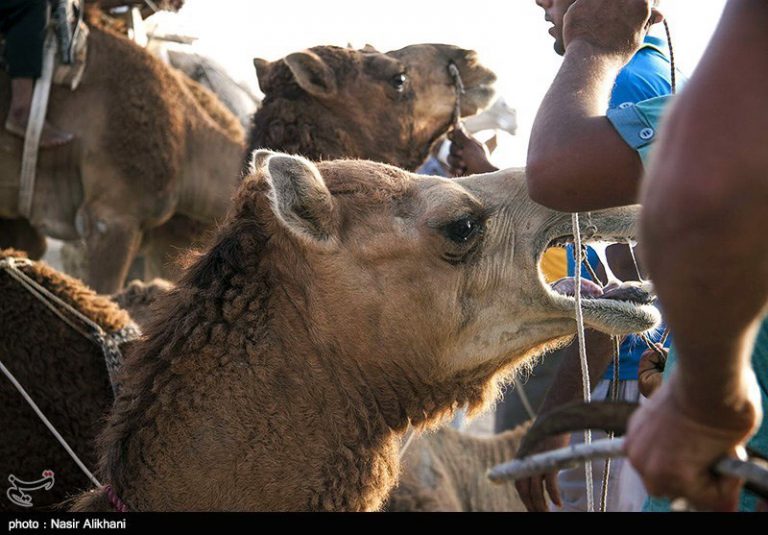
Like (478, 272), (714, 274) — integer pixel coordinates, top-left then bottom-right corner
(609, 36), (677, 110)
(567, 36), (679, 382)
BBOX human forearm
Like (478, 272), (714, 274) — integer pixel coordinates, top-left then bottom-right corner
(527, 46), (643, 211)
(640, 0), (768, 426)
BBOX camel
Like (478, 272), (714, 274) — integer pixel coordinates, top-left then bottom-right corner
(160, 49), (260, 131)
(248, 44), (496, 171)
(110, 278), (173, 328)
(68, 152), (660, 511)
(0, 22), (246, 294)
(0, 249), (137, 511)
(385, 424), (529, 512)
(1, 21), (496, 293)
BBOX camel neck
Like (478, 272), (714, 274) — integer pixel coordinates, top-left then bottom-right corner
(178, 118), (245, 223)
(248, 99), (428, 171)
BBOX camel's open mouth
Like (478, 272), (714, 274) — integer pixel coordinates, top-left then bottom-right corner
(538, 235), (661, 336)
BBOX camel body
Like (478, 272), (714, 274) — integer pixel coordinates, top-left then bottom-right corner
(69, 153), (659, 511)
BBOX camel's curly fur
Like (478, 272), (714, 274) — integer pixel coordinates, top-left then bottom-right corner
(0, 250), (133, 511)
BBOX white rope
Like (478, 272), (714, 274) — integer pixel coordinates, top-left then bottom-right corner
(400, 426), (417, 459)
(0, 357), (101, 488)
(572, 212), (595, 512)
(513, 378), (537, 421)
(0, 258), (106, 340)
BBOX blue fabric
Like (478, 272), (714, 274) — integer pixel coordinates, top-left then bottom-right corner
(567, 41), (677, 382)
(607, 96), (671, 163)
(609, 36), (677, 110)
(643, 317), (768, 512)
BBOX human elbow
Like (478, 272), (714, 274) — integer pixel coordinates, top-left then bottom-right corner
(526, 156), (581, 212)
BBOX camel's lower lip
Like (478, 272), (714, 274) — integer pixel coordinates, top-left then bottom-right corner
(538, 234), (660, 334)
(550, 277), (656, 305)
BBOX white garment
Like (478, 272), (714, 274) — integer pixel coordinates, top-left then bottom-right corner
(551, 380), (647, 512)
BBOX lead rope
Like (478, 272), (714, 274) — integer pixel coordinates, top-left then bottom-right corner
(448, 63), (465, 132)
(663, 19), (677, 95)
(595, 19), (677, 510)
(0, 356), (101, 489)
(571, 213), (595, 512)
(599, 336), (622, 512)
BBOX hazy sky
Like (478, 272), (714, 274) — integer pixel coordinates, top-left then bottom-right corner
(152, 0), (728, 166)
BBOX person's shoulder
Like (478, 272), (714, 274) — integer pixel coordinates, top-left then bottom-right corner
(611, 37), (674, 107)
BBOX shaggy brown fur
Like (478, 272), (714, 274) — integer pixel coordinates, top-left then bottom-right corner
(110, 278), (173, 329)
(69, 154), (655, 511)
(0, 250), (134, 511)
(0, 22), (246, 293)
(385, 424), (529, 512)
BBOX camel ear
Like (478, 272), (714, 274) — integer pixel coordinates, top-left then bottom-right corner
(284, 51), (337, 98)
(361, 43), (378, 53)
(247, 149), (279, 175)
(263, 153), (337, 243)
(253, 58), (272, 93)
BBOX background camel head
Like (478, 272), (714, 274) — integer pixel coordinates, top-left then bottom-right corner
(251, 44), (496, 171)
(249, 151), (660, 383)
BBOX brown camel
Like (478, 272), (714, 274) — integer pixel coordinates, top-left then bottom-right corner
(1, 23), (495, 292)
(248, 44), (495, 171)
(0, 249), (137, 511)
(0, 23), (246, 294)
(385, 424), (530, 512)
(69, 152), (659, 511)
(144, 42), (498, 282)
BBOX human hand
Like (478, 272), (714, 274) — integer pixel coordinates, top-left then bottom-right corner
(447, 127), (497, 177)
(637, 343), (667, 398)
(625, 370), (762, 511)
(563, 0), (663, 62)
(513, 432), (569, 512)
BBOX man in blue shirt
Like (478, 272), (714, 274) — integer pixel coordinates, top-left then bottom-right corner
(524, 0), (767, 512)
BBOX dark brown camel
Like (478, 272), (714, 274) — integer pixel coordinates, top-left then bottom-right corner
(0, 249), (136, 511)
(140, 43), (499, 282)
(68, 152), (659, 511)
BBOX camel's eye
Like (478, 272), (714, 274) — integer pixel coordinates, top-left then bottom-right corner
(391, 73), (407, 92)
(444, 216), (481, 243)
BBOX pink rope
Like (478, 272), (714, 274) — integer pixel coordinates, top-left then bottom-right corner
(104, 485), (129, 513)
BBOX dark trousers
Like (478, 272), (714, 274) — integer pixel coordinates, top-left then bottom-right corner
(0, 0), (48, 79)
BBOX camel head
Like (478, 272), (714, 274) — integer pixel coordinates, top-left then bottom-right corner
(74, 153), (661, 512)
(248, 151), (659, 401)
(250, 44), (496, 171)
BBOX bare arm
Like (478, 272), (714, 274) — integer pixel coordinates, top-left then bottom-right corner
(626, 0), (768, 511)
(526, 0), (660, 212)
